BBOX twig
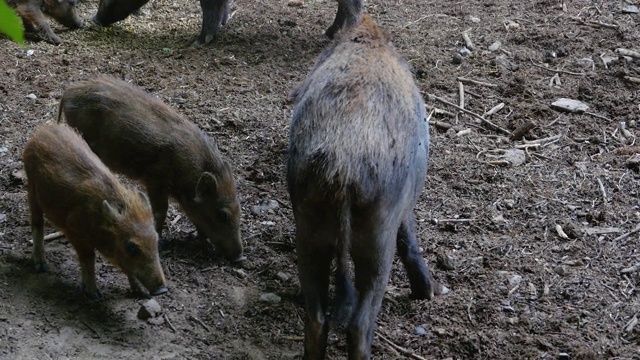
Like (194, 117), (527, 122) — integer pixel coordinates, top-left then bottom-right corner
(571, 17), (619, 29)
(510, 120), (536, 141)
(81, 321), (101, 338)
(427, 94), (511, 135)
(429, 120), (453, 130)
(621, 263), (640, 274)
(188, 315), (211, 332)
(44, 231), (64, 241)
(615, 48), (640, 59)
(466, 302), (475, 325)
(456, 77), (498, 88)
(170, 215), (182, 227)
(483, 103), (505, 117)
(530, 62), (586, 76)
(623, 76), (640, 84)
(597, 178), (607, 204)
(376, 332), (428, 360)
(462, 29), (474, 50)
(584, 111), (612, 122)
(431, 218), (473, 225)
(458, 81), (465, 109)
(164, 314), (177, 333)
(613, 223), (640, 242)
(282, 335), (304, 341)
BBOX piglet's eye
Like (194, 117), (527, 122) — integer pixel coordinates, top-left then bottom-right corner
(126, 241), (141, 257)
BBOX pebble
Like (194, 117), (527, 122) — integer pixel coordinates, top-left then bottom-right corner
(508, 274), (523, 287)
(504, 199), (515, 209)
(551, 98), (589, 113)
(452, 52), (465, 64)
(138, 299), (162, 320)
(0, 213), (6, 223)
(469, 16), (480, 23)
(276, 272), (291, 282)
(488, 41), (501, 52)
(622, 5), (639, 13)
(554, 265), (568, 277)
(558, 353), (570, 360)
(458, 47), (472, 57)
(414, 326), (427, 336)
(0, 147), (7, 153)
(26, 50), (35, 57)
(260, 293), (281, 303)
(287, 0), (304, 7)
(250, 199), (279, 215)
(26, 93), (37, 100)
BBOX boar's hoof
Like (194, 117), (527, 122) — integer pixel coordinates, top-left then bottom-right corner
(83, 287), (103, 301)
(151, 286), (168, 296)
(91, 16), (106, 27)
(33, 261), (48, 272)
(228, 254), (246, 264)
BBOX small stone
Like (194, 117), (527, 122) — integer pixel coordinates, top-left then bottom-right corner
(452, 52), (465, 64)
(0, 214), (6, 223)
(138, 299), (162, 320)
(147, 316), (165, 326)
(576, 58), (594, 68)
(554, 265), (568, 277)
(26, 50), (35, 57)
(458, 47), (472, 57)
(276, 272), (291, 282)
(260, 293), (281, 303)
(250, 199), (279, 215)
(233, 268), (247, 278)
(504, 199), (515, 209)
(414, 326), (427, 336)
(494, 54), (519, 71)
(469, 16), (480, 23)
(622, 5), (639, 13)
(558, 353), (570, 360)
(437, 252), (456, 271)
(508, 274), (522, 286)
(26, 93), (37, 100)
(626, 154), (640, 171)
(433, 328), (446, 336)
(629, 120), (637, 127)
(551, 98), (589, 113)
(488, 41), (501, 52)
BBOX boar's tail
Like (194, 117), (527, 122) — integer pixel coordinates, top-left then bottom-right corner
(56, 98), (65, 124)
(332, 195), (356, 330)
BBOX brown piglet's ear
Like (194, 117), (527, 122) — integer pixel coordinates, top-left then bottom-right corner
(195, 172), (219, 200)
(103, 200), (122, 221)
(137, 190), (151, 209)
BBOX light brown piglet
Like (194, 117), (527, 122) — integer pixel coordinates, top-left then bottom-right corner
(23, 123), (167, 300)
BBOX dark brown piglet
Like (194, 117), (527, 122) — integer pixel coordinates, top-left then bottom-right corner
(287, 15), (448, 360)
(8, 0), (83, 45)
(23, 123), (167, 300)
(58, 75), (244, 263)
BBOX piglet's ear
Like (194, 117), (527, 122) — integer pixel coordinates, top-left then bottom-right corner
(137, 190), (151, 209)
(195, 172), (219, 200)
(103, 200), (122, 221)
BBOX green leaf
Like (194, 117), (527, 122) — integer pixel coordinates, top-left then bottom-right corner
(0, 0), (25, 45)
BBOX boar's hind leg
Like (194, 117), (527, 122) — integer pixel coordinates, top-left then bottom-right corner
(332, 246), (356, 329)
(326, 0), (363, 38)
(75, 245), (102, 300)
(29, 191), (47, 272)
(347, 220), (396, 360)
(396, 212), (449, 300)
(145, 184), (169, 243)
(193, 0), (230, 46)
(295, 217), (334, 360)
(23, 7), (63, 45)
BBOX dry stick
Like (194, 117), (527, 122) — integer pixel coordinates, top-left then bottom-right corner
(376, 332), (428, 360)
(427, 94), (511, 135)
(484, 102), (505, 117)
(584, 111), (612, 122)
(456, 77), (498, 88)
(570, 16), (619, 29)
(530, 62), (585, 76)
(613, 223), (640, 242)
(621, 263), (640, 274)
(164, 314), (177, 333)
(81, 321), (101, 338)
(44, 231), (64, 241)
(188, 315), (211, 332)
(458, 81), (465, 109)
(616, 48), (640, 59)
(429, 120), (453, 130)
(462, 29), (474, 50)
(623, 76), (640, 84)
(597, 178), (607, 204)
(281, 335), (304, 341)
(510, 120), (536, 141)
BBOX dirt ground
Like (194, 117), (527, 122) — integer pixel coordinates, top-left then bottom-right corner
(1, 0), (640, 358)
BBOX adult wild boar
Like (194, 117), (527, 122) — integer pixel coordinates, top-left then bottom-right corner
(23, 123), (167, 299)
(92, 0), (363, 46)
(8, 0), (83, 45)
(58, 76), (244, 263)
(287, 14), (448, 359)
